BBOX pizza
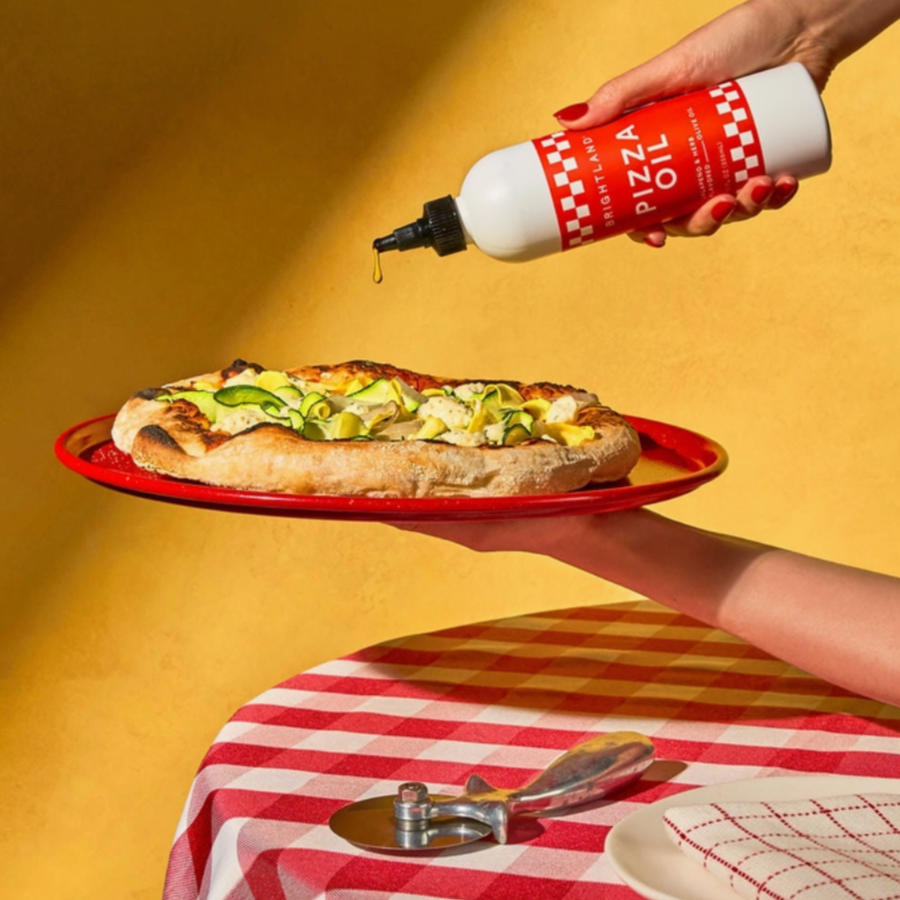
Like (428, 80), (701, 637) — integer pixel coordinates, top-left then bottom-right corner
(111, 359), (641, 498)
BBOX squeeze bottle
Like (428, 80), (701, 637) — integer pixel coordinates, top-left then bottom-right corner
(373, 63), (831, 265)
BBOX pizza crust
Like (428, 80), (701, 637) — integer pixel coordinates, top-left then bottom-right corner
(112, 360), (642, 498)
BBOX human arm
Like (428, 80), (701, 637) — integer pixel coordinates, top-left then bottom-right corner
(555, 0), (900, 246)
(399, 509), (900, 708)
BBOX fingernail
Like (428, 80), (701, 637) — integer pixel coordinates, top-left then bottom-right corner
(770, 181), (799, 207)
(751, 184), (772, 205)
(711, 199), (737, 223)
(553, 102), (590, 121)
(644, 236), (665, 248)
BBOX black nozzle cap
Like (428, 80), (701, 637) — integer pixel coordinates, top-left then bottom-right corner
(373, 196), (468, 257)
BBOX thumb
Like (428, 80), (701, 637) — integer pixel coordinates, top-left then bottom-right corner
(555, 56), (704, 129)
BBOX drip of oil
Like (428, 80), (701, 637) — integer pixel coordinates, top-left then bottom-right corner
(372, 246), (384, 284)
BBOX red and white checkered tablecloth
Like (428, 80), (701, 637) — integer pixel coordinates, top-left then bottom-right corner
(162, 600), (900, 900)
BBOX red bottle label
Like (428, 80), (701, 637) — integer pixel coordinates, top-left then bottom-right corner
(533, 80), (764, 249)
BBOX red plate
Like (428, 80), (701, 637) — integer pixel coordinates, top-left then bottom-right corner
(55, 414), (727, 522)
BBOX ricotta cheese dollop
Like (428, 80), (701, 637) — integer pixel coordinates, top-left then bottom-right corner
(417, 395), (471, 429)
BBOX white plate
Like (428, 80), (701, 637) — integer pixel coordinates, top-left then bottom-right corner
(605, 775), (900, 900)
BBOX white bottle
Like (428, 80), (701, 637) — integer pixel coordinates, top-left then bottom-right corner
(373, 63), (831, 266)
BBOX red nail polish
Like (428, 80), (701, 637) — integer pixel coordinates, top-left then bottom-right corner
(553, 102), (590, 121)
(644, 237), (664, 248)
(771, 182), (799, 207)
(751, 184), (771, 205)
(711, 200), (736, 223)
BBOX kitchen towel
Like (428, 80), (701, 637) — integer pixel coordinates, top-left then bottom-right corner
(663, 793), (900, 900)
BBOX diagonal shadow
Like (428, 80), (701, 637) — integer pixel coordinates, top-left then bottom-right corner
(359, 601), (900, 732)
(0, 0), (494, 657)
(0, 1), (486, 321)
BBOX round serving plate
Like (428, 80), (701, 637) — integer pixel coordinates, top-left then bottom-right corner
(55, 414), (727, 522)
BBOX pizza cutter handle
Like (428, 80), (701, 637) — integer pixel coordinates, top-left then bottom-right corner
(401, 731), (655, 845)
(502, 730), (655, 816)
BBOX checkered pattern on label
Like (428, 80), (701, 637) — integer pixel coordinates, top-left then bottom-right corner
(536, 132), (595, 250)
(708, 82), (764, 185)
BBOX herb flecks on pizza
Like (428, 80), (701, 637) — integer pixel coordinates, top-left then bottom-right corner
(112, 359), (641, 498)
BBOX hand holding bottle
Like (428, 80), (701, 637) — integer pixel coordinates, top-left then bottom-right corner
(554, 0), (900, 247)
(373, 0), (900, 269)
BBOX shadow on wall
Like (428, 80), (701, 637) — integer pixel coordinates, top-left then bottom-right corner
(0, 0), (485, 321)
(0, 0), (488, 647)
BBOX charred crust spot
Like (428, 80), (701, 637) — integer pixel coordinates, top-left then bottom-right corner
(221, 359), (265, 380)
(201, 431), (232, 449)
(295, 360), (427, 393)
(577, 404), (626, 430)
(338, 360), (433, 390)
(138, 424), (185, 452)
(163, 400), (212, 430)
(240, 421), (295, 436)
(136, 387), (165, 400)
(521, 381), (581, 400)
(169, 399), (206, 417)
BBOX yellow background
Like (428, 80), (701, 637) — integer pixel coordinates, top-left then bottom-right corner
(2, 1), (899, 897)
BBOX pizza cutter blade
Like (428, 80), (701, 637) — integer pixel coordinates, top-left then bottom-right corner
(329, 730), (655, 852)
(329, 794), (493, 851)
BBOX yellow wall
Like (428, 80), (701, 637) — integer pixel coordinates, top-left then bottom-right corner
(3, 1), (899, 896)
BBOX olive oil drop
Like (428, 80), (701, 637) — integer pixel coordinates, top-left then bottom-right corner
(372, 245), (383, 284)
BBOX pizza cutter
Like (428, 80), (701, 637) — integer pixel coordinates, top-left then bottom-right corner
(329, 730), (655, 851)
